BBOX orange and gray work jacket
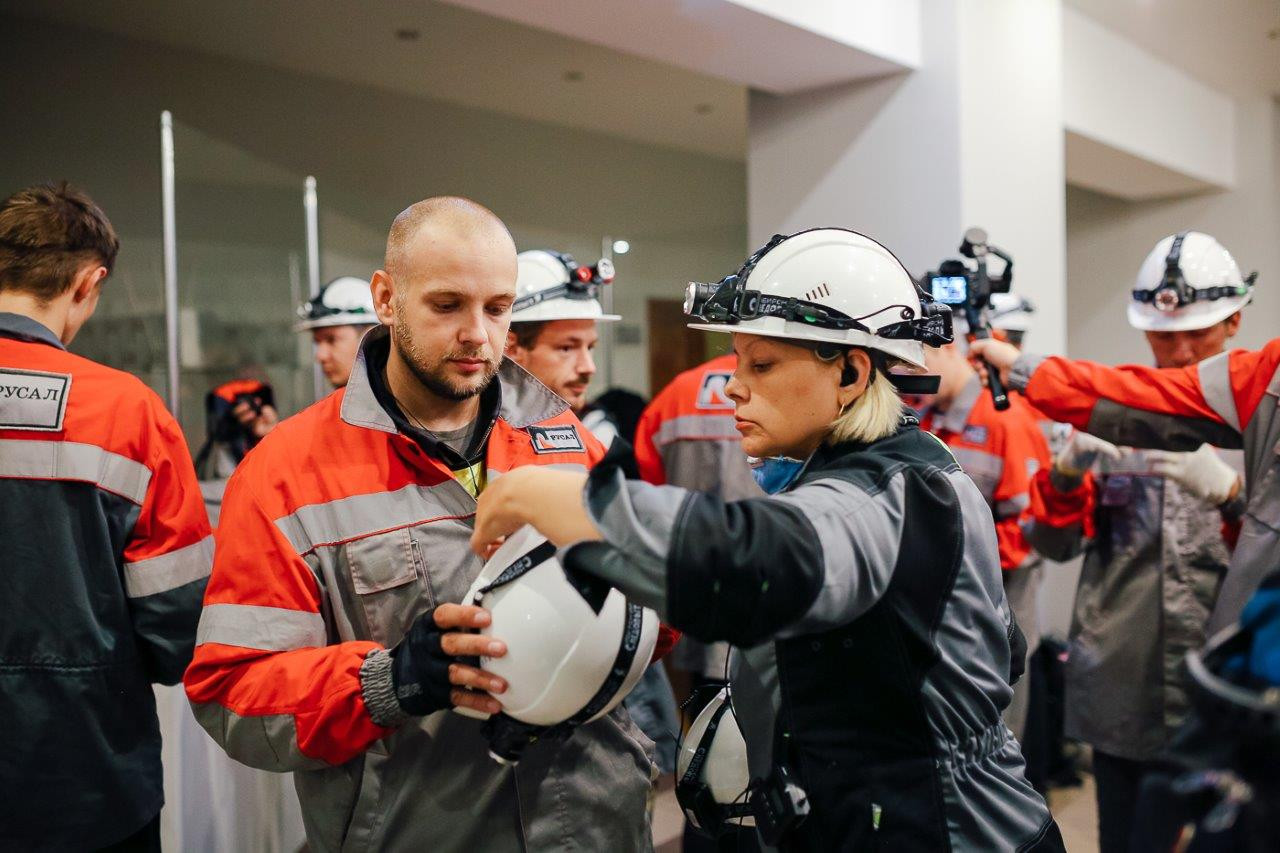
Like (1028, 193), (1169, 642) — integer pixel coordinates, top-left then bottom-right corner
(1008, 342), (1280, 636)
(634, 355), (760, 678)
(0, 312), (212, 848)
(919, 375), (1051, 574)
(634, 354), (760, 500)
(920, 376), (1051, 660)
(1025, 438), (1235, 761)
(183, 328), (655, 853)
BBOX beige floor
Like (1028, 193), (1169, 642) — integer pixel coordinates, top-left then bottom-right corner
(652, 775), (1102, 852)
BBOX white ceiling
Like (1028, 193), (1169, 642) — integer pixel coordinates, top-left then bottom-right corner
(4, 0), (1275, 170)
(1065, 0), (1280, 98)
(0, 0), (749, 161)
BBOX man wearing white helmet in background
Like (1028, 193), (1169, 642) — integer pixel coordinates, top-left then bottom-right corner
(1020, 231), (1248, 853)
(506, 248), (683, 777)
(988, 292), (1036, 348)
(295, 275), (381, 389)
(223, 276), (380, 442)
(505, 250), (617, 418)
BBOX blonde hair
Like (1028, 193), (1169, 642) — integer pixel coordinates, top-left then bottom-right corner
(826, 350), (906, 445)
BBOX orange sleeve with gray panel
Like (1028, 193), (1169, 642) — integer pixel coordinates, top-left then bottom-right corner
(183, 390), (675, 769)
(1009, 341), (1280, 631)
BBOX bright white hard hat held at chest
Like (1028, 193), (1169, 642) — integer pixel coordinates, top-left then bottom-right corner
(462, 524), (657, 727)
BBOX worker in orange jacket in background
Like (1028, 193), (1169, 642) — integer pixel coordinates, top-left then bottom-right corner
(917, 325), (1051, 740)
(634, 354), (762, 703)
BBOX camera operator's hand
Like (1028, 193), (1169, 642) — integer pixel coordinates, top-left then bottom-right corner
(390, 604), (508, 717)
(968, 339), (1020, 388)
(233, 400), (279, 441)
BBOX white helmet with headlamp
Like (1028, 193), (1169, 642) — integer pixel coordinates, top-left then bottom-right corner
(295, 276), (379, 331)
(684, 228), (953, 393)
(1129, 231), (1255, 332)
(512, 250), (621, 323)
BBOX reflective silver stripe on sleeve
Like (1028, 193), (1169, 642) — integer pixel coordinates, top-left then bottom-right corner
(652, 414), (740, 447)
(1196, 351), (1241, 432)
(124, 534), (214, 598)
(196, 603), (326, 651)
(0, 438), (151, 504)
(994, 493), (1030, 519)
(274, 480), (476, 555)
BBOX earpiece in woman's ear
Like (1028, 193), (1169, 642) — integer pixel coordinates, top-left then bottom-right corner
(840, 365), (859, 387)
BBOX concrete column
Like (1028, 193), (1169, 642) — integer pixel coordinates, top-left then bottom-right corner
(748, 0), (1066, 353)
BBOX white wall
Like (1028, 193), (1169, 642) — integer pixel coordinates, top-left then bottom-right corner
(957, 0), (1065, 355)
(1065, 96), (1280, 365)
(1063, 7), (1236, 197)
(748, 0), (1065, 354)
(0, 15), (746, 443)
(747, 1), (963, 272)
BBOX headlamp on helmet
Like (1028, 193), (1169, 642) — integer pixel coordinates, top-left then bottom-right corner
(1132, 232), (1257, 313)
(684, 270), (952, 347)
(512, 252), (614, 314)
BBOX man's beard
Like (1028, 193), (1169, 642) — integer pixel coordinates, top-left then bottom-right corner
(392, 307), (500, 401)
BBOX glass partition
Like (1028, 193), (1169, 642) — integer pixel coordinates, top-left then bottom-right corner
(168, 118), (315, 451)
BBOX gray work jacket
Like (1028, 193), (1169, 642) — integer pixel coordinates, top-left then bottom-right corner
(566, 420), (1059, 851)
(1025, 448), (1235, 760)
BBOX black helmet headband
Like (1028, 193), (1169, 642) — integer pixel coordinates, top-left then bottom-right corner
(683, 229), (953, 348)
(1131, 231), (1257, 312)
(512, 251), (614, 313)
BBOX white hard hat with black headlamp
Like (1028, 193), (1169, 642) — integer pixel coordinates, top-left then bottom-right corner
(683, 228), (953, 394)
(1129, 231), (1255, 333)
(512, 250), (620, 323)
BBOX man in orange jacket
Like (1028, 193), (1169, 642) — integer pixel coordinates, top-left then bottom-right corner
(633, 354), (761, 700)
(918, 326), (1051, 739)
(185, 197), (656, 851)
(973, 301), (1272, 641)
(0, 183), (212, 849)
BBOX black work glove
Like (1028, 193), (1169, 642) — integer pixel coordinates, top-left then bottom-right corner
(390, 606), (459, 716)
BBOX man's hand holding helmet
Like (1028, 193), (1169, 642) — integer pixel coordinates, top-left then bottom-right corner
(389, 604), (508, 717)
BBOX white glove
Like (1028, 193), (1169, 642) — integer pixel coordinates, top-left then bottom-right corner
(1054, 430), (1123, 477)
(1147, 444), (1241, 506)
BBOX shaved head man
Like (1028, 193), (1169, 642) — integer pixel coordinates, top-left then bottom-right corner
(373, 196), (518, 430)
(187, 196), (653, 851)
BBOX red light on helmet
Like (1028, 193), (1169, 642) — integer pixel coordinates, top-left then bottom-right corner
(574, 266), (592, 283)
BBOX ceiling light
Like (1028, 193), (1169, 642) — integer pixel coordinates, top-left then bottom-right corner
(612, 240), (630, 255)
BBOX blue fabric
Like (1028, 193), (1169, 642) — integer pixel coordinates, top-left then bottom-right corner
(1240, 585), (1280, 686)
(623, 663), (679, 773)
(750, 456), (806, 495)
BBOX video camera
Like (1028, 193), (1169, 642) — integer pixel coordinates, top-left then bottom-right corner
(924, 227), (1014, 411)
